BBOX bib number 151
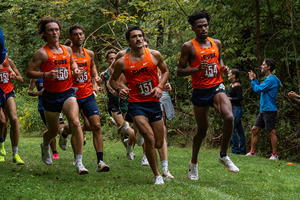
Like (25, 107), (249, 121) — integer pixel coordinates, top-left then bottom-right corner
(136, 79), (154, 96)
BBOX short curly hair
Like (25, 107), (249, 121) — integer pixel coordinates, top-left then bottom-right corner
(105, 49), (117, 60)
(37, 16), (62, 42)
(188, 9), (211, 26)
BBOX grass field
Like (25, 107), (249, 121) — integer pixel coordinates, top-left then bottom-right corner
(1, 135), (300, 200)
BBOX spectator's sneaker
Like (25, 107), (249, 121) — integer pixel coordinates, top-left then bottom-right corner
(124, 139), (134, 160)
(188, 161), (198, 180)
(76, 163), (89, 175)
(218, 155), (239, 172)
(162, 169), (174, 179)
(83, 132), (86, 146)
(141, 154), (149, 166)
(117, 121), (129, 137)
(13, 154), (25, 165)
(0, 142), (6, 156)
(246, 152), (256, 156)
(0, 155), (5, 162)
(269, 155), (279, 160)
(108, 117), (115, 127)
(52, 152), (59, 159)
(136, 131), (144, 146)
(73, 158), (76, 165)
(59, 128), (68, 150)
(41, 143), (52, 165)
(154, 175), (164, 185)
(97, 160), (110, 172)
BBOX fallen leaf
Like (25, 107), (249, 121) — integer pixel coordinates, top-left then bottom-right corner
(51, 180), (54, 184)
(259, 171), (262, 173)
(287, 163), (294, 165)
(268, 173), (272, 176)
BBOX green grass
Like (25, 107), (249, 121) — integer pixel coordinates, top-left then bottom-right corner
(1, 135), (300, 199)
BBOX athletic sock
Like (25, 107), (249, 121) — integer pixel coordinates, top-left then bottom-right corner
(124, 123), (130, 132)
(52, 151), (57, 154)
(220, 153), (227, 158)
(62, 133), (68, 138)
(12, 146), (18, 155)
(0, 136), (4, 143)
(250, 149), (256, 155)
(75, 154), (82, 164)
(97, 152), (103, 164)
(161, 161), (168, 172)
(191, 159), (198, 164)
(272, 153), (278, 158)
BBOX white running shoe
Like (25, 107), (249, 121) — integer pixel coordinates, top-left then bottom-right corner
(76, 163), (89, 175)
(97, 160), (110, 172)
(188, 160), (198, 180)
(59, 128), (67, 150)
(117, 121), (129, 137)
(108, 117), (115, 127)
(141, 154), (149, 166)
(40, 143), (52, 165)
(136, 131), (144, 146)
(124, 139), (134, 160)
(246, 152), (256, 156)
(218, 155), (239, 172)
(154, 175), (164, 185)
(162, 168), (174, 179)
(269, 155), (279, 160)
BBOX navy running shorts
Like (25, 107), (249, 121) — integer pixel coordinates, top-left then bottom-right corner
(107, 98), (128, 115)
(254, 111), (277, 131)
(77, 94), (99, 118)
(125, 101), (162, 123)
(0, 87), (5, 108)
(2, 90), (15, 107)
(42, 88), (77, 113)
(192, 83), (226, 107)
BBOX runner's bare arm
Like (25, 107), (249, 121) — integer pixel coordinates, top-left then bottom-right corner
(88, 50), (101, 92)
(8, 58), (23, 83)
(118, 73), (128, 89)
(109, 57), (128, 99)
(213, 39), (228, 75)
(28, 79), (43, 96)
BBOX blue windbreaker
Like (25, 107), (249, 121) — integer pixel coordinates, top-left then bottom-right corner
(0, 26), (7, 64)
(251, 75), (282, 111)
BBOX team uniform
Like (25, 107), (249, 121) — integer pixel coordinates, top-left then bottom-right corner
(189, 37), (225, 107)
(124, 48), (162, 122)
(40, 45), (76, 112)
(72, 48), (99, 118)
(0, 57), (15, 106)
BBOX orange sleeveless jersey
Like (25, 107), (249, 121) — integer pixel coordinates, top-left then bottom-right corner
(189, 37), (223, 89)
(40, 45), (73, 93)
(0, 57), (14, 94)
(72, 48), (93, 99)
(124, 48), (159, 103)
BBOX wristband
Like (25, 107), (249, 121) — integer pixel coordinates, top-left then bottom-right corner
(297, 95), (300, 99)
(156, 86), (162, 90)
(116, 88), (122, 94)
(43, 72), (45, 78)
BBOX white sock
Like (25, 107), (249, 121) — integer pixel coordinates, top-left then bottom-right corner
(161, 161), (168, 172)
(76, 154), (82, 164)
(124, 123), (130, 132)
(12, 146), (18, 155)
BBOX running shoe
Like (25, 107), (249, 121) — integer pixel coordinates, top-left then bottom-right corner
(73, 158), (76, 165)
(188, 160), (198, 180)
(83, 132), (86, 146)
(269, 155), (279, 160)
(141, 153), (149, 166)
(136, 131), (144, 146)
(162, 169), (174, 179)
(154, 175), (164, 185)
(0, 155), (5, 162)
(52, 152), (59, 159)
(124, 139), (134, 160)
(40, 143), (52, 165)
(97, 160), (110, 172)
(108, 117), (115, 127)
(0, 142), (6, 156)
(13, 154), (25, 165)
(76, 163), (89, 175)
(117, 121), (129, 137)
(59, 128), (68, 150)
(218, 155), (239, 172)
(245, 152), (256, 156)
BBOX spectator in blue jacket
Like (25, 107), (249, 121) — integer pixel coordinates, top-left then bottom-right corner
(0, 26), (7, 64)
(246, 58), (282, 160)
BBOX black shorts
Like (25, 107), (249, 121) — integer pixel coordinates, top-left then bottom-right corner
(2, 90), (15, 107)
(77, 94), (99, 118)
(107, 98), (128, 115)
(125, 101), (162, 123)
(192, 83), (226, 107)
(254, 111), (277, 131)
(38, 109), (65, 125)
(42, 88), (77, 113)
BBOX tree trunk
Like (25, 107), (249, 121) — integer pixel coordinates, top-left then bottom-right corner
(255, 0), (262, 79)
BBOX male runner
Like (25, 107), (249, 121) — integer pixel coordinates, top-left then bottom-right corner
(0, 54), (24, 164)
(109, 26), (170, 185)
(60, 25), (110, 172)
(177, 9), (239, 180)
(101, 49), (137, 160)
(247, 58), (281, 160)
(28, 78), (66, 159)
(26, 16), (88, 174)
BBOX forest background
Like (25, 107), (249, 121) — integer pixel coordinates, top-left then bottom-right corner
(1, 0), (300, 161)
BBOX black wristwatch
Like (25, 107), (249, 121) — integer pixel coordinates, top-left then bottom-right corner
(116, 88), (122, 94)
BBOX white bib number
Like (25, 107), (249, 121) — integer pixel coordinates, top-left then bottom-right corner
(136, 79), (154, 96)
(0, 71), (9, 83)
(75, 70), (88, 83)
(203, 62), (219, 78)
(54, 67), (69, 81)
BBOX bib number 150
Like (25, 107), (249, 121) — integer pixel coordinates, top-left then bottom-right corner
(54, 67), (69, 81)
